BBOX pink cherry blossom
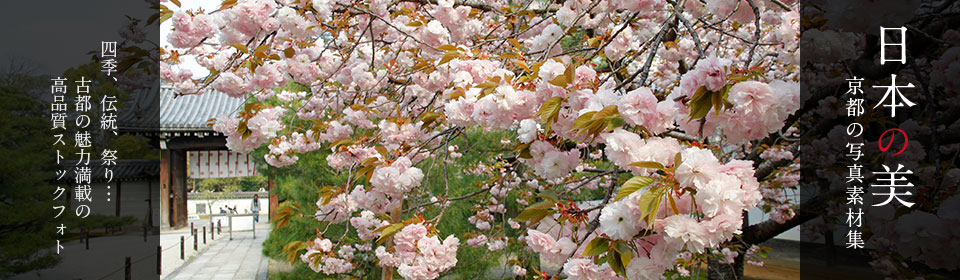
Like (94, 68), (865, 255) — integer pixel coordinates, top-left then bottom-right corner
(161, 0), (811, 277)
(251, 61), (288, 90)
(315, 193), (355, 223)
(675, 147), (722, 188)
(167, 12), (218, 49)
(370, 157), (425, 198)
(539, 59), (566, 82)
(728, 81), (776, 114)
(598, 201), (642, 240)
(525, 229), (577, 265)
(563, 258), (622, 280)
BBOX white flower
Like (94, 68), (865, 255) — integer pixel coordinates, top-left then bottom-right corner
(534, 150), (579, 179)
(317, 238), (333, 252)
(675, 147), (721, 188)
(694, 174), (746, 217)
(487, 238), (506, 251)
(539, 59), (566, 81)
(663, 215), (707, 253)
(598, 201), (641, 240)
(517, 119), (540, 143)
(530, 24), (563, 52)
(512, 265), (527, 276)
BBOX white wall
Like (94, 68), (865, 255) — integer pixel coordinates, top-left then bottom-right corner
(187, 197), (269, 216)
(747, 207), (800, 241)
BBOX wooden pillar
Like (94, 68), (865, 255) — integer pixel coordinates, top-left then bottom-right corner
(160, 150), (170, 227)
(268, 178), (278, 221)
(171, 149), (188, 228)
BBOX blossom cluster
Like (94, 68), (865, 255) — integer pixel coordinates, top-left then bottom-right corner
(668, 56), (800, 143)
(161, 0), (804, 277)
(375, 224), (460, 280)
(369, 157), (425, 199)
(300, 237), (357, 275)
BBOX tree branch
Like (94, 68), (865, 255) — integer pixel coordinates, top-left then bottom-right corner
(613, 14), (675, 92)
(741, 188), (835, 244)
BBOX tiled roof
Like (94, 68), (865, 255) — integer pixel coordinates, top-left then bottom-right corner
(159, 87), (246, 131)
(119, 86), (246, 133)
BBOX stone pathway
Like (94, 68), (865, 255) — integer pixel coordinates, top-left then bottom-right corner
(159, 224), (222, 276)
(163, 226), (270, 280)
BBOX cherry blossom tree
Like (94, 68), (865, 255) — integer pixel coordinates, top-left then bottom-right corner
(159, 0), (805, 278)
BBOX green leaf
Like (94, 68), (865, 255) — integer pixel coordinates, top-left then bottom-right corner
(318, 186), (339, 205)
(157, 10), (173, 24)
(615, 176), (653, 201)
(328, 138), (354, 150)
(514, 201), (556, 224)
(576, 119), (603, 136)
(282, 241), (306, 264)
(572, 111), (597, 130)
(438, 50), (460, 65)
(537, 189), (559, 203)
(721, 85), (735, 109)
(628, 161), (666, 171)
(637, 186), (667, 226)
(614, 241), (634, 266)
(514, 60), (530, 72)
(536, 97), (563, 123)
(608, 250), (626, 277)
(437, 45), (459, 52)
(274, 202), (301, 229)
(667, 192), (680, 216)
(512, 142), (531, 153)
(687, 87), (713, 120)
(583, 237), (609, 257)
(571, 105), (621, 138)
(594, 105), (619, 119)
(411, 60), (431, 71)
(475, 81), (498, 89)
(230, 43), (248, 54)
(202, 69), (220, 84)
(513, 207), (553, 225)
(547, 62), (576, 88)
(712, 87), (723, 114)
(500, 52), (520, 59)
(548, 75), (569, 88)
(219, 0), (238, 10)
(419, 112), (444, 128)
(375, 223), (406, 245)
(507, 38), (524, 50)
(526, 200), (557, 210)
(605, 116), (626, 130)
(519, 147), (532, 159)
(537, 97), (564, 136)
(255, 45), (269, 55)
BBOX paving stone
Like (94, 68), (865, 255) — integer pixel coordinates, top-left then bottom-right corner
(162, 226), (270, 280)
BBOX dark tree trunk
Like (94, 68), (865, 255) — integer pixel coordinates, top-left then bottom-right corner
(708, 248), (745, 280)
(709, 212), (748, 280)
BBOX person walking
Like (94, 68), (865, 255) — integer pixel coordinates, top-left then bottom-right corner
(251, 194), (261, 223)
